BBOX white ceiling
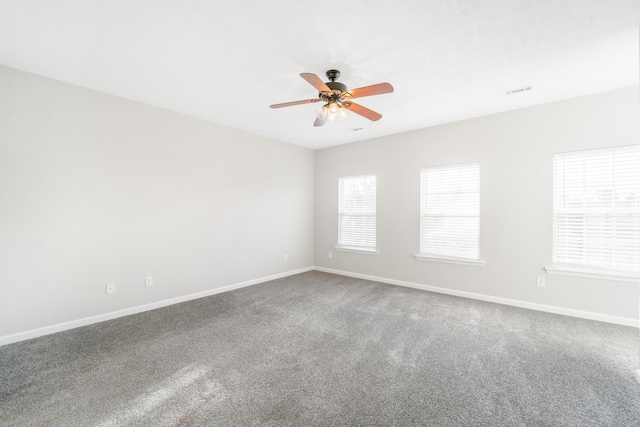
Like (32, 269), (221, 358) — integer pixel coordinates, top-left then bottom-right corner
(0, 0), (638, 150)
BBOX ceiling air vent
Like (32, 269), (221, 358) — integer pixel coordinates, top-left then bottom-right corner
(505, 86), (532, 95)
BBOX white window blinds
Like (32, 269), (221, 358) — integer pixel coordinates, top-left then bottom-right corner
(338, 174), (376, 249)
(553, 145), (640, 273)
(420, 163), (480, 261)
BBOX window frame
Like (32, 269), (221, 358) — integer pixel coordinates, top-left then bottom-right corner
(336, 173), (379, 255)
(546, 145), (640, 282)
(415, 162), (483, 266)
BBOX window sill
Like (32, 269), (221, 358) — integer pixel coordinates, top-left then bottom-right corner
(545, 266), (639, 283)
(334, 246), (380, 255)
(414, 254), (485, 266)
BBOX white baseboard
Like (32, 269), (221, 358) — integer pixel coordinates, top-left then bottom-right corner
(314, 266), (640, 328)
(0, 267), (314, 347)
(2, 265), (636, 347)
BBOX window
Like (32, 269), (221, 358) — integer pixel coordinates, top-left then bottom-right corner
(551, 145), (640, 279)
(417, 163), (481, 264)
(337, 174), (377, 253)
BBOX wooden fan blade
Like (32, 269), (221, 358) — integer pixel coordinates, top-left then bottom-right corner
(345, 102), (382, 121)
(270, 99), (320, 109)
(301, 73), (332, 93)
(347, 82), (394, 99)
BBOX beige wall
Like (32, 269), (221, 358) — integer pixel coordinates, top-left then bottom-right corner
(315, 86), (640, 322)
(0, 66), (315, 337)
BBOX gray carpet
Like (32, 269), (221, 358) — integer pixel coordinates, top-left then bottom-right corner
(1, 271), (639, 426)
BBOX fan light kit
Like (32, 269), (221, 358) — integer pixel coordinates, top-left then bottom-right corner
(270, 70), (394, 127)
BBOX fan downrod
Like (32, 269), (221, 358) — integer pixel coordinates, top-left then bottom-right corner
(324, 70), (346, 93)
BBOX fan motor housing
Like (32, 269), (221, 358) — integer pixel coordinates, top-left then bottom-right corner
(326, 81), (347, 92)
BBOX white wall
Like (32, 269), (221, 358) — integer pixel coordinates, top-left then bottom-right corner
(1, 64), (636, 342)
(0, 66), (315, 338)
(315, 86), (640, 322)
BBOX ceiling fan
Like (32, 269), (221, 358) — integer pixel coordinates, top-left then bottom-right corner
(269, 70), (394, 127)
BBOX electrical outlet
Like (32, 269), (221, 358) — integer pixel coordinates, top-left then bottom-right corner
(329, 251), (333, 259)
(106, 283), (116, 294)
(284, 254), (288, 261)
(145, 276), (153, 287)
(536, 277), (545, 287)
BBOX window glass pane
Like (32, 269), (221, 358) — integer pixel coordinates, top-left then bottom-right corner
(420, 163), (480, 260)
(552, 145), (640, 272)
(338, 174), (376, 248)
